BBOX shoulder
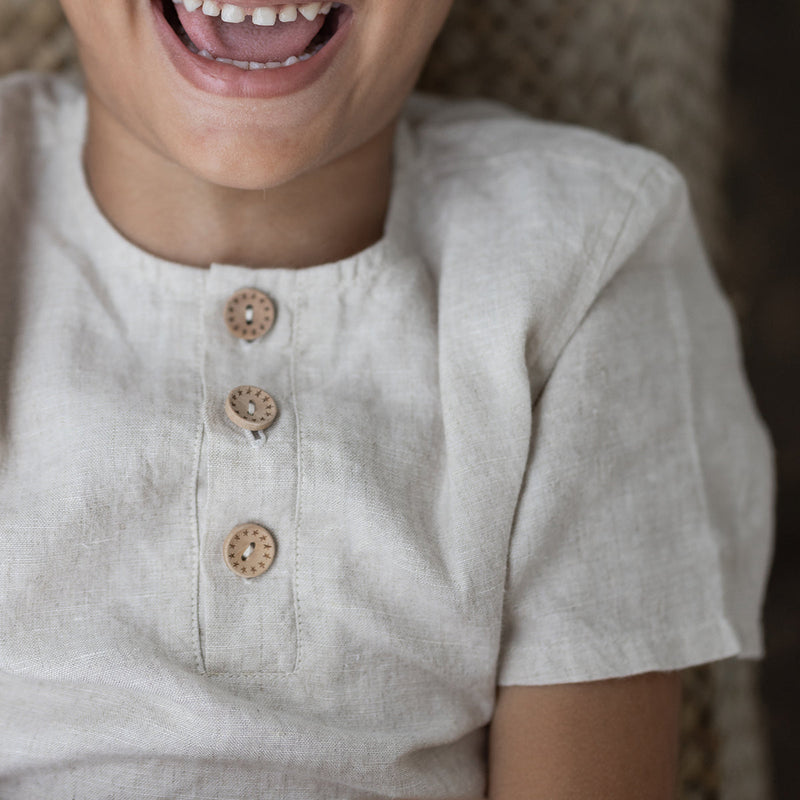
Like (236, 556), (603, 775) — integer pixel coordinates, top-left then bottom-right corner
(0, 71), (84, 190)
(0, 70), (83, 142)
(0, 71), (84, 205)
(0, 71), (85, 195)
(398, 93), (698, 371)
(0, 71), (85, 286)
(399, 92), (693, 292)
(400, 92), (685, 209)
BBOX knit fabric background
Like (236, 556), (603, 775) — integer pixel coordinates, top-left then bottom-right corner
(0, 1), (771, 798)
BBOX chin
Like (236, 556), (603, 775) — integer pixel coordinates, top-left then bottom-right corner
(166, 125), (324, 192)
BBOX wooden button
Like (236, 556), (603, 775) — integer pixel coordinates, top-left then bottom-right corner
(225, 385), (277, 431)
(223, 523), (276, 578)
(225, 288), (275, 341)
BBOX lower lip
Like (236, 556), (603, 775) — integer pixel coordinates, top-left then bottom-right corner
(150, 1), (352, 99)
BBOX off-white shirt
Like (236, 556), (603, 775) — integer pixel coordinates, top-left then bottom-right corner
(0, 73), (773, 799)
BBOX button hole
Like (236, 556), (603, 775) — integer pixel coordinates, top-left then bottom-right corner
(248, 400), (255, 415)
(241, 542), (256, 561)
(245, 304), (254, 324)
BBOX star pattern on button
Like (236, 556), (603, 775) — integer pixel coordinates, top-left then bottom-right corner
(225, 385), (278, 431)
(225, 288), (275, 342)
(223, 523), (276, 578)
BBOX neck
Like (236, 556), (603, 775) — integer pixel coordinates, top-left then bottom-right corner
(83, 94), (395, 270)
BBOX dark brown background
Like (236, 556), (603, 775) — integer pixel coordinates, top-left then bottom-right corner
(729, 1), (800, 798)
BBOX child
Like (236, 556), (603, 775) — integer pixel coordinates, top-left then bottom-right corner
(0, 1), (773, 798)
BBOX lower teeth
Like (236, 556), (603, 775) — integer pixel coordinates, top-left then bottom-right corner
(182, 35), (321, 69)
(174, 6), (333, 71)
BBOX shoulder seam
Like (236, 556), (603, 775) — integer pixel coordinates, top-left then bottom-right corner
(530, 164), (680, 407)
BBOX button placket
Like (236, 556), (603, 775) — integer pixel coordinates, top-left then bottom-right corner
(222, 313), (278, 575)
(199, 269), (298, 675)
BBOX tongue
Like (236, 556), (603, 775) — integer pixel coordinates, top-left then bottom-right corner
(176, 5), (325, 63)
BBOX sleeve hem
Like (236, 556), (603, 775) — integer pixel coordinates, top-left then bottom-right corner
(496, 617), (763, 687)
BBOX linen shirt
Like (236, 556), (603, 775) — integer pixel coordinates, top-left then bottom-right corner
(0, 73), (773, 799)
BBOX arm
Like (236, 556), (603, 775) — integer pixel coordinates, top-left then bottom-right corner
(487, 671), (681, 800)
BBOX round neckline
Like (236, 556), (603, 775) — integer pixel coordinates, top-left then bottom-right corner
(58, 83), (416, 286)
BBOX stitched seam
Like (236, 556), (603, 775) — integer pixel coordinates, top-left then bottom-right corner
(496, 617), (742, 686)
(529, 164), (667, 407)
(191, 283), (208, 675)
(289, 273), (304, 673)
(191, 422), (206, 675)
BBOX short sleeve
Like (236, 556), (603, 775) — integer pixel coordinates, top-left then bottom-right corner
(497, 167), (775, 686)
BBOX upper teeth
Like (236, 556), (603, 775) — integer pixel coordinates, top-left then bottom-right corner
(175, 1), (334, 25)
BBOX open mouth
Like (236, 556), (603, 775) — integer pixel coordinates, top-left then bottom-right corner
(161, 0), (346, 70)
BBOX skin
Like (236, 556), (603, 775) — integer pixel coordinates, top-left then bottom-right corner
(406, 672), (681, 800)
(486, 673), (681, 799)
(59, 1), (683, 794)
(58, 0), (453, 268)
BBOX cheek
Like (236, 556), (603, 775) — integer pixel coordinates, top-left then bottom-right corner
(64, 7), (155, 132)
(60, 1), (140, 66)
(338, 14), (443, 135)
(355, 3), (453, 99)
